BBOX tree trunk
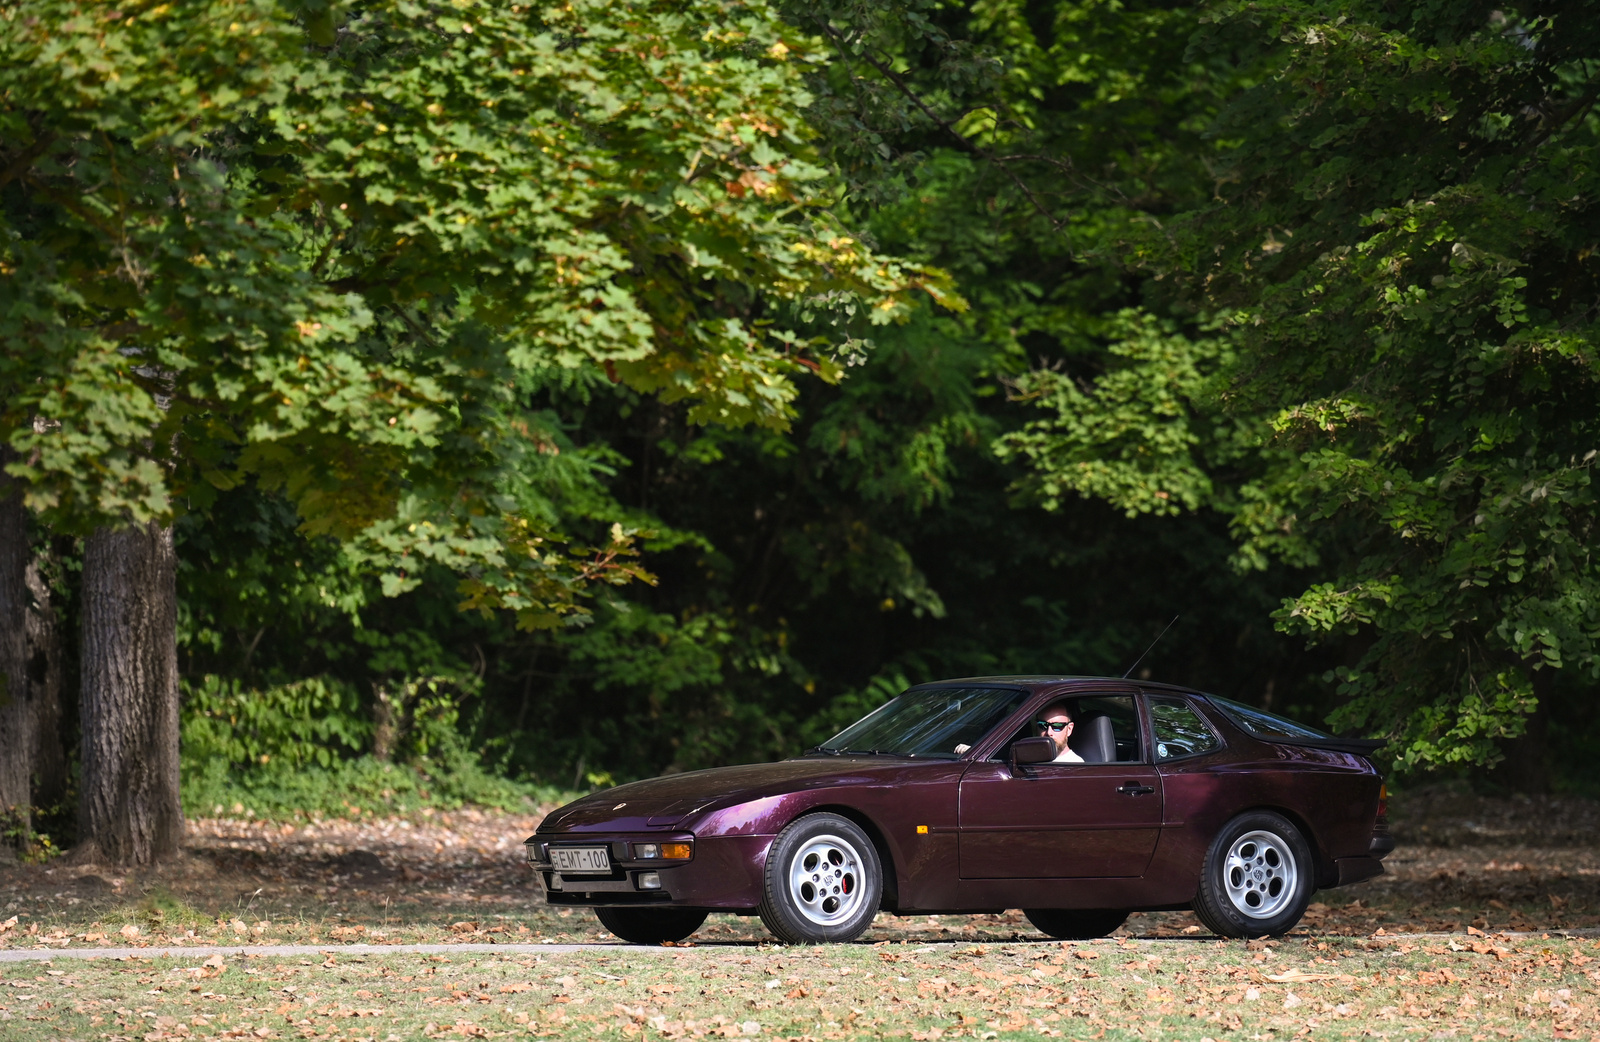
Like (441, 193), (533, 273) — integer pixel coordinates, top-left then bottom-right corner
(79, 522), (183, 865)
(372, 683), (400, 763)
(0, 470), (31, 842)
(25, 548), (67, 811)
(1502, 666), (1554, 795)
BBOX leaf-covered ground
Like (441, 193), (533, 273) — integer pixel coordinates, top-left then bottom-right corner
(3, 934), (1599, 1041)
(2, 787), (1599, 1039)
(3, 788), (1600, 950)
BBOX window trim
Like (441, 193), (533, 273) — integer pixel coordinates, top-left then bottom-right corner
(1144, 693), (1226, 763)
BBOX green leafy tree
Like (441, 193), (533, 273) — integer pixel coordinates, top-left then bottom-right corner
(0, 0), (949, 859)
(1188, 0), (1600, 780)
(1006, 0), (1600, 780)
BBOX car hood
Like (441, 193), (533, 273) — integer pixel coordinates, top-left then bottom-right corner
(537, 756), (905, 832)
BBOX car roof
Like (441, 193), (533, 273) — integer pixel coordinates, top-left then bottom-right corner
(914, 676), (1208, 697)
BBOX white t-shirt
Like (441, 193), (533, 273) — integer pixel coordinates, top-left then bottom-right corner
(1053, 747), (1083, 763)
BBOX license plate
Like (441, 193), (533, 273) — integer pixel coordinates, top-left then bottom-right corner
(551, 846), (611, 874)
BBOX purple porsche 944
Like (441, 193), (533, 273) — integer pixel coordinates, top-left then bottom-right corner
(526, 677), (1391, 944)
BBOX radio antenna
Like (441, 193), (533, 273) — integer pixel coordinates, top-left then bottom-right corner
(1121, 615), (1180, 679)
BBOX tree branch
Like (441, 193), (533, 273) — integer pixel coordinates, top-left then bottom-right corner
(810, 18), (1067, 237)
(0, 124), (56, 189)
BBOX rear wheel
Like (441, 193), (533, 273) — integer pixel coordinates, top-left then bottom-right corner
(1023, 908), (1128, 940)
(1193, 810), (1313, 938)
(595, 906), (708, 945)
(759, 813), (882, 944)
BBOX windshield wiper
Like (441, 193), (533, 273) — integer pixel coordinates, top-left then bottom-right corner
(810, 746), (894, 756)
(810, 746), (918, 757)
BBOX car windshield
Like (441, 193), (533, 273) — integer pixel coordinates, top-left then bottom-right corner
(1208, 695), (1331, 740)
(816, 686), (1030, 759)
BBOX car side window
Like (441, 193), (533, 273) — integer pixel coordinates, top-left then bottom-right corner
(1149, 697), (1221, 761)
(992, 694), (1142, 763)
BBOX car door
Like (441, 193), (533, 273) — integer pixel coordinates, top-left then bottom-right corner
(957, 692), (1163, 878)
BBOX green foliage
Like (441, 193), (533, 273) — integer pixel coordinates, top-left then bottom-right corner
(2, 0), (955, 633)
(166, 0), (1365, 793)
(974, 0), (1600, 772)
(181, 749), (557, 822)
(997, 311), (1245, 518)
(1159, 0), (1600, 769)
(35, 0), (1600, 804)
(0, 806), (61, 865)
(183, 675), (371, 771)
(178, 676), (559, 820)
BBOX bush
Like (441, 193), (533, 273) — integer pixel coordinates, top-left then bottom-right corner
(180, 674), (570, 820)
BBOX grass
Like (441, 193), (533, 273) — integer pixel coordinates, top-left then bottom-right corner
(179, 755), (576, 823)
(2, 934), (1597, 1041)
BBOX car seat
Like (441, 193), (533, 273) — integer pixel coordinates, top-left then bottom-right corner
(1068, 714), (1116, 763)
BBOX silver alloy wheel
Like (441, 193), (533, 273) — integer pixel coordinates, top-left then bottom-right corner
(1223, 829), (1298, 919)
(787, 833), (865, 926)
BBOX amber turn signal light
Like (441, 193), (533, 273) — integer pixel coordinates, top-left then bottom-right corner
(660, 842), (693, 860)
(1377, 783), (1388, 819)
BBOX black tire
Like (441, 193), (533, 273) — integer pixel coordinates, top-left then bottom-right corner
(1193, 810), (1314, 939)
(594, 906), (708, 945)
(758, 812), (882, 944)
(1023, 908), (1128, 940)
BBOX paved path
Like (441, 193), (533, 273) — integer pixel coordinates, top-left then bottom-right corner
(3, 930), (1599, 963)
(0, 942), (658, 962)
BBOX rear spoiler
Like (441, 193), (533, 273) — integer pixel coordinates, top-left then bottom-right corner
(1271, 736), (1386, 757)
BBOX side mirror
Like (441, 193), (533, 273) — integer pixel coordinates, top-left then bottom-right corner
(1010, 737), (1055, 766)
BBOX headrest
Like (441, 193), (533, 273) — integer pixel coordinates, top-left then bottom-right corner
(1068, 713), (1116, 763)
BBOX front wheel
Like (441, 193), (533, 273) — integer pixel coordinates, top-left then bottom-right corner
(759, 813), (882, 944)
(595, 906), (708, 944)
(1193, 810), (1313, 938)
(1023, 908), (1127, 940)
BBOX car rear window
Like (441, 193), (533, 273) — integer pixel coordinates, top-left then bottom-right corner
(1149, 697), (1221, 760)
(1207, 695), (1331, 740)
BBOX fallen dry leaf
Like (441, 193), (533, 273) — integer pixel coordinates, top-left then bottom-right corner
(1266, 969), (1339, 984)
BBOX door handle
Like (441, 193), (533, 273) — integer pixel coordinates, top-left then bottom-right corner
(1118, 782), (1155, 796)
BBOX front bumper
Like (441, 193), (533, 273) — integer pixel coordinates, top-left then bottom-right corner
(528, 833), (771, 909)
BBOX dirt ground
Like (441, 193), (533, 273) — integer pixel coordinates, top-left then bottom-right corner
(3, 785), (1598, 950)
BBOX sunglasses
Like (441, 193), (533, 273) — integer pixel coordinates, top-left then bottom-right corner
(1034, 720), (1070, 733)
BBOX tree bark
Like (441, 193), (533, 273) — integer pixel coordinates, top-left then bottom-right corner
(371, 682), (400, 763)
(25, 548), (67, 811)
(79, 522), (183, 865)
(0, 470), (31, 840)
(1501, 666), (1554, 795)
